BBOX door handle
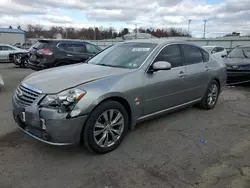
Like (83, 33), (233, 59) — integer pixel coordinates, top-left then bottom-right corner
(179, 71), (187, 78)
(67, 54), (73, 57)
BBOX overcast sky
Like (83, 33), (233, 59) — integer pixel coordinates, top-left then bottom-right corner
(0, 0), (250, 38)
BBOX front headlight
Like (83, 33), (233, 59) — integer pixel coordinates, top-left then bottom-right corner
(40, 88), (86, 112)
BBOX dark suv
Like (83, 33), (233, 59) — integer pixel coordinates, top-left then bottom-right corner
(28, 39), (101, 71)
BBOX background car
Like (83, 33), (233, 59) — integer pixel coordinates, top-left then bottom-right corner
(9, 42), (41, 68)
(0, 44), (28, 62)
(202, 46), (227, 62)
(28, 39), (101, 71)
(0, 74), (4, 90)
(12, 40), (227, 154)
(14, 42), (33, 50)
(223, 45), (250, 83)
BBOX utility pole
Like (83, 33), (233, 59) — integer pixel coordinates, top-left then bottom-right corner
(135, 24), (137, 39)
(203, 20), (207, 39)
(188, 19), (192, 35)
(65, 28), (68, 39)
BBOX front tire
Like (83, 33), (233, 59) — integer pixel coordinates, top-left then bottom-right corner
(21, 58), (29, 68)
(198, 80), (220, 110)
(83, 100), (129, 154)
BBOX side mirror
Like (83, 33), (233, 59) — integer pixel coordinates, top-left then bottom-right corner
(221, 55), (227, 58)
(152, 61), (172, 72)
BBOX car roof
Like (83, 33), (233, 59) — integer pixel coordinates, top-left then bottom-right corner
(38, 39), (90, 43)
(203, 46), (216, 48)
(0, 44), (14, 46)
(123, 38), (198, 46)
(202, 45), (224, 48)
(237, 44), (250, 48)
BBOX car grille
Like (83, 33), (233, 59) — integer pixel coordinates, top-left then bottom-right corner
(15, 84), (41, 106)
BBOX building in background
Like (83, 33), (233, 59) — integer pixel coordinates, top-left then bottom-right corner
(122, 32), (156, 40)
(0, 28), (25, 44)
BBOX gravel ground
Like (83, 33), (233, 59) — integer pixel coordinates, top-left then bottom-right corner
(0, 63), (250, 188)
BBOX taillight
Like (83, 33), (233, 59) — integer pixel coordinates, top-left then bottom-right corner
(37, 48), (53, 55)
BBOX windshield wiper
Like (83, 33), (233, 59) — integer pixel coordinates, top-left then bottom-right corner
(97, 63), (123, 68)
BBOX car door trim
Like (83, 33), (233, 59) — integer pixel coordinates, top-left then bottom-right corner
(146, 85), (204, 102)
(138, 98), (201, 120)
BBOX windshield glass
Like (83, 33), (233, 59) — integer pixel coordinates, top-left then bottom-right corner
(203, 46), (213, 52)
(228, 47), (250, 58)
(88, 42), (157, 69)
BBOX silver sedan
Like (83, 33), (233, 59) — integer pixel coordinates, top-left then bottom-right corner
(12, 39), (227, 153)
(0, 44), (27, 62)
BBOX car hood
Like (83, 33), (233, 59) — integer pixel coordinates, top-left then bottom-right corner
(224, 58), (250, 66)
(22, 63), (133, 94)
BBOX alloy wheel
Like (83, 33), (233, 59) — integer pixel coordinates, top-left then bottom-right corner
(93, 109), (124, 148)
(207, 83), (218, 107)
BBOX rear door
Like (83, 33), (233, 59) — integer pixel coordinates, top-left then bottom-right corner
(57, 42), (92, 63)
(0, 45), (16, 61)
(180, 44), (211, 101)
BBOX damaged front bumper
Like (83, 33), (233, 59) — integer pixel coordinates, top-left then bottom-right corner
(12, 95), (88, 145)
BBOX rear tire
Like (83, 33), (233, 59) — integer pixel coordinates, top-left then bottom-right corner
(198, 80), (220, 110)
(83, 100), (129, 154)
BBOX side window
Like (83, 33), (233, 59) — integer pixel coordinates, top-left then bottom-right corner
(57, 43), (69, 51)
(86, 43), (100, 54)
(2, 46), (15, 51)
(217, 47), (224, 52)
(182, 45), (203, 65)
(71, 43), (87, 53)
(201, 49), (209, 62)
(211, 47), (218, 53)
(154, 44), (182, 68)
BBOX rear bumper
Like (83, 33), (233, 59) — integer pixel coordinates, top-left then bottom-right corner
(28, 61), (47, 71)
(227, 70), (250, 82)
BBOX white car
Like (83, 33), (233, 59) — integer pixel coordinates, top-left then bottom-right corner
(202, 46), (227, 62)
(0, 44), (28, 62)
(0, 74), (4, 90)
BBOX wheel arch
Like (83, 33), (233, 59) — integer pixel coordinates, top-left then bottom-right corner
(80, 95), (133, 145)
(213, 77), (221, 90)
(90, 95), (132, 130)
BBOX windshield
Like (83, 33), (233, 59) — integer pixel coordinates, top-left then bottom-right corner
(203, 46), (213, 52)
(228, 47), (250, 58)
(88, 42), (157, 69)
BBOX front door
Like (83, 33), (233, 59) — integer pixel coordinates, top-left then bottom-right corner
(69, 42), (91, 62)
(142, 44), (189, 116)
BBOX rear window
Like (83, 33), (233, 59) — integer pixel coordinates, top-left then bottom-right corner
(36, 40), (53, 49)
